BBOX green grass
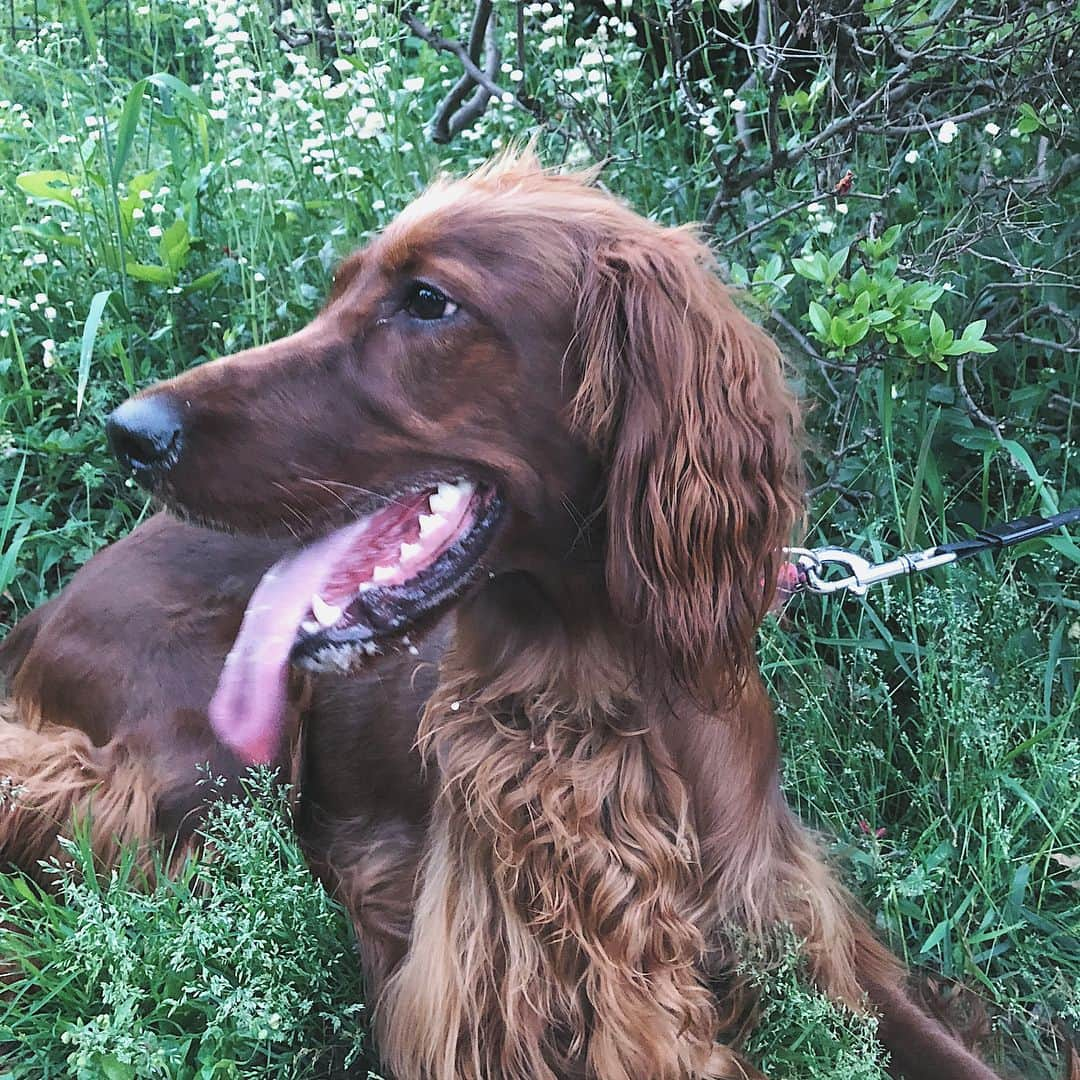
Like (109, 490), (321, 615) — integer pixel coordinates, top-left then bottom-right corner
(0, 1), (1077, 1076)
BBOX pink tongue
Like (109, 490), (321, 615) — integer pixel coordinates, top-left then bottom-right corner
(209, 521), (371, 764)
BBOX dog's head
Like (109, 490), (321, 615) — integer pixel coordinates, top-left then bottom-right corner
(108, 152), (801, 759)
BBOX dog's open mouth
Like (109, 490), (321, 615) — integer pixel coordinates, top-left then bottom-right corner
(208, 478), (502, 764)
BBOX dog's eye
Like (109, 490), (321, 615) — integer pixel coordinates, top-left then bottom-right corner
(404, 282), (458, 321)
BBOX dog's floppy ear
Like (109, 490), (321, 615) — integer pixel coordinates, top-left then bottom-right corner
(573, 224), (802, 708)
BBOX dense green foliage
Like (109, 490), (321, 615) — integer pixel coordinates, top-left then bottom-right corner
(0, 0), (1076, 1076)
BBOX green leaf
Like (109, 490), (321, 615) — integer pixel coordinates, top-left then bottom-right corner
(159, 218), (191, 272)
(826, 245), (849, 284)
(846, 316), (870, 346)
(807, 301), (831, 338)
(147, 72), (210, 115)
(16, 170), (82, 208)
(113, 79), (149, 185)
(943, 338), (997, 356)
(792, 255), (825, 283)
(77, 290), (112, 416)
(929, 310), (947, 348)
(125, 261), (175, 285)
(71, 0), (98, 57)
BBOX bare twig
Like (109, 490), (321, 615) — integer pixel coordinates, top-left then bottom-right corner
(396, 2), (540, 143)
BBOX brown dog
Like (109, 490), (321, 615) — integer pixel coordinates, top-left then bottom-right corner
(3, 153), (1003, 1079)
(0, 513), (440, 986)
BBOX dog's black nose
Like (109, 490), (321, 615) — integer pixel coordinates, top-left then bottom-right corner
(106, 395), (184, 483)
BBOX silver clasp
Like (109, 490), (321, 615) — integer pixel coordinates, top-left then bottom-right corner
(783, 545), (958, 597)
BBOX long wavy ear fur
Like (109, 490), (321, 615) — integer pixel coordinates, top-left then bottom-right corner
(573, 223), (802, 708)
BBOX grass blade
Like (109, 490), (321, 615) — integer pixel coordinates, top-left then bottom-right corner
(112, 79), (148, 186)
(77, 290), (112, 416)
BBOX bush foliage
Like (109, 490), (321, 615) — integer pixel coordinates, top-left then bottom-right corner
(0, 0), (1076, 1076)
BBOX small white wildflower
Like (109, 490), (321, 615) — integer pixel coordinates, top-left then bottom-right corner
(253, 271), (266, 282)
(138, 189), (152, 200)
(183, 16), (201, 29)
(147, 225), (163, 238)
(942, 281), (954, 291)
(806, 202), (824, 214)
(730, 97), (747, 112)
(509, 69), (523, 82)
(32, 252), (47, 265)
(151, 202), (165, 214)
(41, 338), (56, 368)
(904, 149), (919, 164)
(937, 119), (959, 144)
(84, 114), (98, 127)
(501, 91), (514, 104)
(984, 122), (1000, 136)
(702, 123), (719, 138)
(44, 305), (57, 320)
(816, 219), (836, 235)
(324, 83), (348, 100)
(836, 202), (849, 214)
(34, 292), (47, 304)
(722, 88), (735, 99)
(403, 75), (424, 92)
(372, 199), (385, 210)
(131, 207), (144, 220)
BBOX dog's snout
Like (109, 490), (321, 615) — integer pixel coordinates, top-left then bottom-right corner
(106, 395), (184, 484)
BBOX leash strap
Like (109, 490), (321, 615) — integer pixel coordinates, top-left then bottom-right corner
(784, 508), (1080, 598)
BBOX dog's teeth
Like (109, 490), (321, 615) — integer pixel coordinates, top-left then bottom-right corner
(400, 541), (423, 562)
(418, 512), (445, 537)
(311, 594), (342, 627)
(300, 619), (320, 635)
(429, 481), (470, 514)
(372, 564), (396, 583)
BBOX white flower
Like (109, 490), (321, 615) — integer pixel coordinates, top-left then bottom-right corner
(138, 189), (152, 200)
(984, 122), (1000, 136)
(33, 252), (47, 265)
(561, 67), (583, 82)
(84, 115), (98, 127)
(904, 149), (919, 164)
(722, 88), (734, 99)
(44, 306), (56, 320)
(816, 219), (836, 235)
(183, 16), (200, 28)
(372, 199), (385, 210)
(41, 339), (56, 369)
(836, 202), (848, 214)
(937, 119), (959, 144)
(403, 75), (424, 92)
(34, 292), (47, 304)
(730, 97), (747, 112)
(253, 271), (266, 282)
(702, 123), (719, 138)
(324, 83), (348, 100)
(501, 91), (514, 104)
(806, 202), (824, 214)
(132, 207), (144, 220)
(151, 202), (165, 214)
(718, 0), (753, 10)
(509, 69), (523, 82)
(147, 225), (163, 238)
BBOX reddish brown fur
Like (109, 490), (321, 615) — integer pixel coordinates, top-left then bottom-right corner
(0, 515), (438, 997)
(1, 153), (1008, 1078)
